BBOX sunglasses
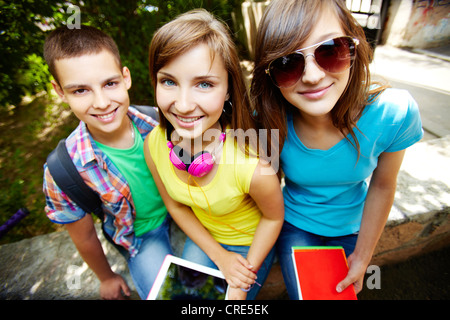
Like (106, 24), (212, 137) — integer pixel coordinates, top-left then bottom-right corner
(265, 36), (359, 88)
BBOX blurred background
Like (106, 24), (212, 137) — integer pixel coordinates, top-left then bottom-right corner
(0, 0), (448, 246)
(0, 0), (449, 300)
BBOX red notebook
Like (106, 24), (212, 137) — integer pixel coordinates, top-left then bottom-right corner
(292, 246), (357, 300)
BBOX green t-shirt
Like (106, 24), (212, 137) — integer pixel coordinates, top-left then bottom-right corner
(95, 123), (166, 237)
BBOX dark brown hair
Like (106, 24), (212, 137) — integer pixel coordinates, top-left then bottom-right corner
(251, 0), (388, 159)
(148, 9), (256, 146)
(43, 25), (122, 84)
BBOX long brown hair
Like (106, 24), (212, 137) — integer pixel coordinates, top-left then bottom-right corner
(149, 9), (255, 146)
(251, 0), (388, 159)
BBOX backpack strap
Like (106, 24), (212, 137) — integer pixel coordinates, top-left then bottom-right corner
(46, 106), (158, 257)
(46, 139), (104, 220)
(47, 139), (126, 256)
(131, 105), (159, 122)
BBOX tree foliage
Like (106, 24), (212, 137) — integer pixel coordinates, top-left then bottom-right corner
(0, 0), (242, 111)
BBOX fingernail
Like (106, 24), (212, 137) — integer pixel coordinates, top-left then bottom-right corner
(336, 286), (342, 293)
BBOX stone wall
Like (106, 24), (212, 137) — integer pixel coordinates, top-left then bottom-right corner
(382, 0), (450, 49)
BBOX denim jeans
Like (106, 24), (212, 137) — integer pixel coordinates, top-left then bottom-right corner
(182, 236), (276, 300)
(127, 217), (173, 299)
(276, 221), (358, 300)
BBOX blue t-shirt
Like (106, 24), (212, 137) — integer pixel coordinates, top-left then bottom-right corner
(280, 88), (423, 236)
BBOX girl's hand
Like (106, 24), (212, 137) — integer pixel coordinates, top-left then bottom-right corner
(215, 250), (257, 290)
(336, 253), (367, 295)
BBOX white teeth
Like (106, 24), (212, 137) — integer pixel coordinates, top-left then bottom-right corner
(97, 111), (115, 120)
(176, 115), (202, 123)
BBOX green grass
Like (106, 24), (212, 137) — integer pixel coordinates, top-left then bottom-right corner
(0, 93), (79, 244)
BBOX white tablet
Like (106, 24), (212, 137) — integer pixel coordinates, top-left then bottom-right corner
(147, 254), (229, 300)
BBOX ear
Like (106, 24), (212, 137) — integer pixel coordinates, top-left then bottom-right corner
(122, 66), (132, 90)
(51, 80), (68, 103)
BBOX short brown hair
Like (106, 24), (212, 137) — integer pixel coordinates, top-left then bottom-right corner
(43, 25), (122, 84)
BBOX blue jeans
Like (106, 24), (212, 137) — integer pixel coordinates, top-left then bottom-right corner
(182, 237), (276, 300)
(276, 221), (358, 300)
(127, 217), (173, 299)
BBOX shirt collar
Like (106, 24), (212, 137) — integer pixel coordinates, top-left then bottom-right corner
(75, 106), (158, 167)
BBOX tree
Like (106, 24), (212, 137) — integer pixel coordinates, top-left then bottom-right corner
(0, 0), (62, 111)
(0, 0), (243, 111)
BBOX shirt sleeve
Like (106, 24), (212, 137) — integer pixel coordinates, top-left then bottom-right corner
(385, 90), (424, 153)
(43, 163), (87, 224)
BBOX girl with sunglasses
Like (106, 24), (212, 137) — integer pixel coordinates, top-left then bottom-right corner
(251, 0), (423, 299)
(145, 9), (284, 300)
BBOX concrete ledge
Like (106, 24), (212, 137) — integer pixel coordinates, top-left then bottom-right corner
(371, 135), (450, 266)
(0, 136), (448, 300)
(0, 224), (136, 300)
(0, 221), (186, 300)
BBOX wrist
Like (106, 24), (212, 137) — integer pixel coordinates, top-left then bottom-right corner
(350, 247), (373, 266)
(97, 269), (117, 283)
(209, 245), (229, 267)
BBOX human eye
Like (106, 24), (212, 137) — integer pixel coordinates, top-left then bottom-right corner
(165, 79), (176, 86)
(160, 79), (176, 87)
(105, 81), (119, 88)
(198, 81), (213, 89)
(72, 88), (88, 95)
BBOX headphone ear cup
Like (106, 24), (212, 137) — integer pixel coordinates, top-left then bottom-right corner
(169, 145), (187, 171)
(188, 151), (214, 177)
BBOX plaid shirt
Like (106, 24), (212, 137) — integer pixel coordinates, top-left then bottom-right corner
(43, 106), (160, 257)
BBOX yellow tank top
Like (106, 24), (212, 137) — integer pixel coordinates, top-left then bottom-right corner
(148, 126), (261, 246)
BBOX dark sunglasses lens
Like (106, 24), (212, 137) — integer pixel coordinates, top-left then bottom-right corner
(270, 53), (305, 88)
(315, 37), (356, 73)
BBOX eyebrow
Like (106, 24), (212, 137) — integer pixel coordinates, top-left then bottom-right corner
(63, 74), (121, 90)
(157, 71), (221, 81)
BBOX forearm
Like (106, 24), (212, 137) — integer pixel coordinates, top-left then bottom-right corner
(73, 233), (115, 281)
(247, 216), (283, 270)
(66, 216), (115, 282)
(247, 161), (284, 270)
(352, 151), (405, 264)
(336, 150), (405, 293)
(352, 183), (395, 264)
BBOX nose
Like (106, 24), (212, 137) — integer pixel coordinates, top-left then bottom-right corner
(92, 90), (110, 109)
(301, 54), (326, 85)
(174, 87), (196, 114)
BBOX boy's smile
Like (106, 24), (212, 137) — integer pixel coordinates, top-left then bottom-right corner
(93, 107), (119, 122)
(52, 49), (132, 147)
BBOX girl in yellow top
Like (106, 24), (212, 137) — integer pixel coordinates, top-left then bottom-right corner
(144, 9), (284, 300)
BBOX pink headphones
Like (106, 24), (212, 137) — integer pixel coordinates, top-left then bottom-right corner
(167, 131), (226, 177)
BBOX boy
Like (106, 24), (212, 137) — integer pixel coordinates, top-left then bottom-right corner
(42, 25), (172, 300)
